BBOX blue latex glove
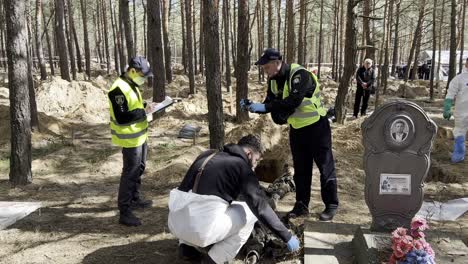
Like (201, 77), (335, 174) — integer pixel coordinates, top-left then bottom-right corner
(239, 99), (251, 111)
(248, 103), (266, 113)
(443, 98), (453, 120)
(287, 235), (300, 252)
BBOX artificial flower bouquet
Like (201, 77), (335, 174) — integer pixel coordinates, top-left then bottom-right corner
(388, 217), (435, 264)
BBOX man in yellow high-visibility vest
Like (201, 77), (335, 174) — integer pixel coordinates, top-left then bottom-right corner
(108, 56), (157, 226)
(244, 48), (339, 221)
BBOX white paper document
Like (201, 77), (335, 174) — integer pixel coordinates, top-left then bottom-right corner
(146, 96), (174, 115)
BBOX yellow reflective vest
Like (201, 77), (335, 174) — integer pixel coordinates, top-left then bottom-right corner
(270, 64), (326, 129)
(108, 78), (148, 148)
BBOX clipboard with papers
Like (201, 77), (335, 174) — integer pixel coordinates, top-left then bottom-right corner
(146, 96), (174, 115)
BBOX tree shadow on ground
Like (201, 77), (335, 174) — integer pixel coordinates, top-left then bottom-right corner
(82, 239), (187, 264)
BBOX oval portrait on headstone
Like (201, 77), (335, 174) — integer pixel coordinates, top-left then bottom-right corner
(384, 115), (415, 149)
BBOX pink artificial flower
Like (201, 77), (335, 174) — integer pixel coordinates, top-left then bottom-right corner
(388, 253), (398, 264)
(411, 229), (426, 239)
(411, 217), (429, 231)
(424, 242), (435, 257)
(392, 227), (408, 242)
(392, 244), (407, 258)
(413, 239), (425, 250)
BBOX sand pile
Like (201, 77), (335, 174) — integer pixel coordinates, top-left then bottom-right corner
(226, 114), (291, 182)
(0, 87), (8, 99)
(332, 119), (364, 154)
(36, 77), (109, 123)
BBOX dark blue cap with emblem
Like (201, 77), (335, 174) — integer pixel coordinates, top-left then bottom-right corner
(128, 56), (153, 77)
(255, 48), (283, 65)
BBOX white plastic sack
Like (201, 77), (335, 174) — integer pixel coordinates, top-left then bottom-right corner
(417, 198), (468, 221)
(168, 188), (230, 247)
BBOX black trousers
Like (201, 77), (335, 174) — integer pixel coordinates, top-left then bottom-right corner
(353, 86), (371, 117)
(289, 117), (339, 209)
(118, 141), (148, 213)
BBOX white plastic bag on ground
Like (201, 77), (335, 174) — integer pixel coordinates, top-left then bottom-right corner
(417, 198), (468, 221)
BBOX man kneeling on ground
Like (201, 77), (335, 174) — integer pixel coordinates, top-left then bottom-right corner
(167, 135), (300, 264)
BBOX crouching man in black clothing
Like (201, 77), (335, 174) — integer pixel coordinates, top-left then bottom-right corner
(168, 135), (300, 264)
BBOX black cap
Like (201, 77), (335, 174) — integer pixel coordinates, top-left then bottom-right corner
(128, 56), (153, 77)
(255, 48), (282, 65)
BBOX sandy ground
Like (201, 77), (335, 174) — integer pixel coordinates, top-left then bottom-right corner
(0, 74), (466, 264)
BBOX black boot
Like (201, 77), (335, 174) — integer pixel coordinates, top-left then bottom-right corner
(201, 254), (217, 264)
(119, 210), (142, 226)
(130, 198), (153, 210)
(287, 201), (310, 218)
(319, 207), (337, 221)
(178, 243), (201, 261)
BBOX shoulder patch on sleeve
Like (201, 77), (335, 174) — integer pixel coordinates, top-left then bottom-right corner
(115, 95), (125, 105)
(293, 75), (301, 84)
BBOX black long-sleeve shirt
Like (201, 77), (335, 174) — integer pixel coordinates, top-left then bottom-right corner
(263, 63), (316, 124)
(356, 66), (375, 89)
(178, 144), (292, 243)
(108, 75), (147, 125)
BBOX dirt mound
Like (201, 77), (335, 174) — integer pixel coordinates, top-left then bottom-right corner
(226, 115), (291, 182)
(36, 77), (109, 123)
(397, 83), (428, 98)
(0, 87), (8, 99)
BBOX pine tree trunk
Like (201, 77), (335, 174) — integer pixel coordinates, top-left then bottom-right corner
(390, 0), (400, 76)
(332, 0), (339, 81)
(447, 0), (457, 89)
(199, 0), (204, 75)
(101, 0), (110, 74)
(256, 0), (264, 82)
(436, 0), (446, 92)
(382, 0), (393, 95)
(363, 0), (374, 60)
(0, 0), (5, 71)
(267, 0), (273, 48)
(335, 0), (358, 124)
(236, 0), (249, 122)
(5, 0), (33, 185)
(26, 0), (39, 131)
(55, 0), (71, 81)
(429, 0), (438, 100)
(64, 0), (76, 80)
(110, 0), (120, 73)
(94, 7), (103, 66)
(148, 0), (166, 117)
(80, 0), (91, 79)
(297, 0), (305, 65)
(276, 0), (281, 50)
(121, 0), (134, 60)
(338, 0), (344, 80)
(192, 0), (197, 75)
(404, 0), (426, 83)
(203, 0), (224, 149)
(230, 0), (237, 69)
(69, 0), (82, 73)
(162, 0), (173, 83)
(317, 0), (324, 78)
(223, 0), (231, 91)
(142, 0), (147, 57)
(286, 0), (294, 62)
(181, 0), (187, 73)
(35, 0), (47, 80)
(458, 0), (466, 74)
(42, 2), (55, 76)
(185, 0), (196, 94)
(133, 0), (137, 55)
(119, 4), (127, 72)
